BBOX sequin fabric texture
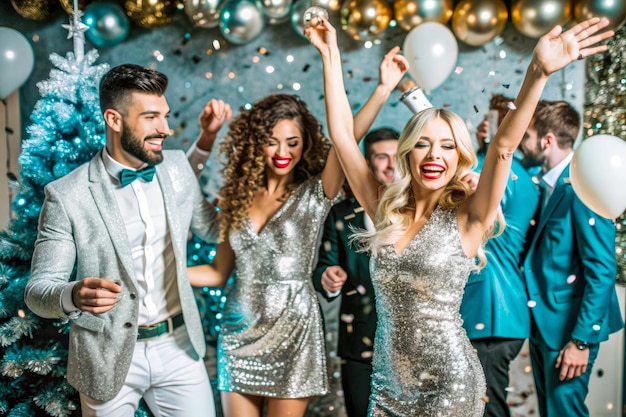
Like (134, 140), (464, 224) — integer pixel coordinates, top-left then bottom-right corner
(218, 176), (337, 398)
(368, 206), (486, 416)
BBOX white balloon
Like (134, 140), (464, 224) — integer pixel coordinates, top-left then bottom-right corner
(402, 22), (458, 91)
(570, 134), (626, 219)
(0, 27), (34, 99)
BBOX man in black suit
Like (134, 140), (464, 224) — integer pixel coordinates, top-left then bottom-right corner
(313, 127), (398, 417)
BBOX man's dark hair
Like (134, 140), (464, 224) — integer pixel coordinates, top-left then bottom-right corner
(531, 100), (580, 150)
(99, 64), (168, 116)
(364, 127), (400, 159)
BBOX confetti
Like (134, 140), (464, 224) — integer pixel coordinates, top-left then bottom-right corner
(527, 300), (537, 308)
(567, 274), (576, 284)
(589, 217), (596, 226)
(455, 66), (463, 74)
(507, 102), (517, 110)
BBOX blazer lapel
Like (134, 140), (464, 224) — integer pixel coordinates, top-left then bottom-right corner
(535, 165), (571, 236)
(88, 152), (136, 285)
(155, 163), (182, 256)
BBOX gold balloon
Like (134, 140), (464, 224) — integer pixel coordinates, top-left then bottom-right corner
(10, 0), (62, 20)
(511, 0), (572, 38)
(452, 0), (508, 47)
(394, 0), (453, 32)
(125, 0), (178, 28)
(313, 0), (340, 12)
(59, 0), (95, 14)
(574, 0), (626, 31)
(341, 0), (392, 41)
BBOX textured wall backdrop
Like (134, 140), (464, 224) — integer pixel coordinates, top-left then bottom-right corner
(0, 3), (590, 416)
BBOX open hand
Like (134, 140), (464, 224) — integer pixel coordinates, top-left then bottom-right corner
(533, 17), (613, 77)
(378, 46), (409, 94)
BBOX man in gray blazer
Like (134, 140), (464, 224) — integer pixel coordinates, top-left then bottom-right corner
(24, 64), (228, 416)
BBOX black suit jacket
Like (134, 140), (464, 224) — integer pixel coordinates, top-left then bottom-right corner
(313, 197), (377, 363)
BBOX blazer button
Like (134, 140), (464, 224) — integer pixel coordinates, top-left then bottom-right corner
(124, 322), (132, 328)
(129, 293), (136, 300)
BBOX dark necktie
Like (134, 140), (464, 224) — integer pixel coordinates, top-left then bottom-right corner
(119, 166), (156, 187)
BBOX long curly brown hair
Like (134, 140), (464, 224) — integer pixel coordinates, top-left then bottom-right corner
(217, 94), (330, 242)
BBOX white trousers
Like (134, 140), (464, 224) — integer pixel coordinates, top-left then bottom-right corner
(80, 325), (216, 417)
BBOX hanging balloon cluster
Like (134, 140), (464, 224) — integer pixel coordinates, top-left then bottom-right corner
(10, 0), (626, 47)
(8, 0), (626, 90)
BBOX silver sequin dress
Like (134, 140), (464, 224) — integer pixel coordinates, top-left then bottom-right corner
(217, 176), (335, 398)
(368, 206), (486, 416)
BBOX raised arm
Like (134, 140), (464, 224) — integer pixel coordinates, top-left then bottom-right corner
(307, 19), (382, 219)
(187, 240), (235, 288)
(187, 99), (232, 177)
(353, 46), (408, 141)
(462, 18), (613, 238)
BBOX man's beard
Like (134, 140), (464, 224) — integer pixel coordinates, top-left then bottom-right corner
(121, 120), (164, 166)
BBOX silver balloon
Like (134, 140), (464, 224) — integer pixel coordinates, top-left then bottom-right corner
(574, 0), (626, 31)
(303, 6), (328, 27)
(260, 0), (294, 23)
(219, 0), (266, 44)
(185, 0), (223, 29)
(291, 0), (314, 39)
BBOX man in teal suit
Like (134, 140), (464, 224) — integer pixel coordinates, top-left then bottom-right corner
(521, 100), (624, 417)
(460, 95), (540, 417)
(314, 127), (398, 417)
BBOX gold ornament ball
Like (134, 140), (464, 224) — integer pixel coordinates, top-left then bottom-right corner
(125, 0), (179, 29)
(341, 0), (392, 41)
(574, 0), (626, 32)
(452, 0), (508, 47)
(10, 0), (62, 21)
(394, 0), (453, 32)
(511, 0), (572, 38)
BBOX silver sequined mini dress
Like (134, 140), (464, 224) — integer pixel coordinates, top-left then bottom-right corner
(217, 176), (335, 398)
(368, 206), (486, 416)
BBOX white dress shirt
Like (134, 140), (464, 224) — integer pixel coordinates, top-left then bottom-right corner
(62, 148), (181, 326)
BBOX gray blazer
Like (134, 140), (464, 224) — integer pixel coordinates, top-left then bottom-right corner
(24, 149), (217, 401)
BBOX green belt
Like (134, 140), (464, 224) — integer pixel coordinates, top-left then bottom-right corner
(137, 313), (184, 340)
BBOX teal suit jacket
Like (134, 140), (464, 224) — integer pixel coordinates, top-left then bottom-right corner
(523, 164), (623, 350)
(461, 157), (539, 340)
(313, 197), (376, 363)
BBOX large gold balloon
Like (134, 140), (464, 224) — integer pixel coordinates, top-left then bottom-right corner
(125, 0), (178, 28)
(341, 0), (392, 41)
(574, 0), (626, 31)
(511, 0), (572, 38)
(59, 0), (95, 14)
(452, 0), (508, 47)
(394, 0), (453, 32)
(11, 0), (62, 20)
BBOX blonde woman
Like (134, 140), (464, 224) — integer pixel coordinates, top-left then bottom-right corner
(307, 17), (613, 417)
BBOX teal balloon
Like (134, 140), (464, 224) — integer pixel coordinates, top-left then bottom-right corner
(83, 2), (130, 48)
(219, 0), (265, 45)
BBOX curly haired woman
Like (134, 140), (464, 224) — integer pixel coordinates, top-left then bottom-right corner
(187, 49), (408, 417)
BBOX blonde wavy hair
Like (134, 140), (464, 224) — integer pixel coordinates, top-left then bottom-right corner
(216, 94), (330, 242)
(353, 107), (503, 269)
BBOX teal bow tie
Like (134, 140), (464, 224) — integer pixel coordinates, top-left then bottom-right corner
(119, 166), (156, 187)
